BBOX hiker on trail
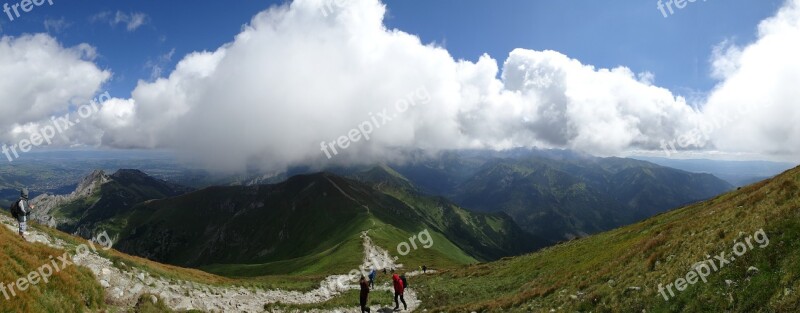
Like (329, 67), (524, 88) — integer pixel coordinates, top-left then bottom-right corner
(368, 268), (376, 288)
(422, 265), (427, 274)
(392, 271), (407, 311)
(359, 275), (371, 313)
(10, 188), (33, 239)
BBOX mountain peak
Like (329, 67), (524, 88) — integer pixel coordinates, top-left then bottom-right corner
(75, 170), (110, 196)
(351, 165), (416, 191)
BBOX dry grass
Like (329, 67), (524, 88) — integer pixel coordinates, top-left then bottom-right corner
(0, 218), (105, 312)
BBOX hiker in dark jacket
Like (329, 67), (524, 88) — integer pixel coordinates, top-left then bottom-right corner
(10, 188), (33, 239)
(392, 272), (407, 311)
(359, 275), (371, 313)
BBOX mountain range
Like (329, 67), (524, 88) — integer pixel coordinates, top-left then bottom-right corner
(29, 150), (735, 278)
(389, 150), (734, 245)
(0, 150), (795, 312)
(32, 167), (535, 277)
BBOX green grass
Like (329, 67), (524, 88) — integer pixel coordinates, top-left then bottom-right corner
(201, 215), (478, 279)
(200, 234), (366, 277)
(368, 220), (478, 270)
(410, 167), (800, 312)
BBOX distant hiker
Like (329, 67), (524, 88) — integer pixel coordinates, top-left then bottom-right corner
(383, 268), (387, 275)
(422, 265), (427, 274)
(392, 271), (407, 311)
(10, 188), (33, 238)
(368, 268), (376, 288)
(359, 275), (371, 313)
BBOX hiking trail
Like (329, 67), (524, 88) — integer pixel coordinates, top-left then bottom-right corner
(0, 215), (424, 312)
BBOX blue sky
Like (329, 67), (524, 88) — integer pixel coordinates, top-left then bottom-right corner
(0, 0), (785, 98)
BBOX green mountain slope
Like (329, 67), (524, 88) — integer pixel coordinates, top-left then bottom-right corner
(353, 165), (541, 259)
(110, 172), (531, 276)
(412, 166), (800, 312)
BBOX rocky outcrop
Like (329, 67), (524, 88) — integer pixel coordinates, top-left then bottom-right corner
(30, 170), (109, 227)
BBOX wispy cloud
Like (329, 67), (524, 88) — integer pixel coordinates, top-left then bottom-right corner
(145, 48), (176, 80)
(91, 11), (148, 32)
(44, 17), (71, 33)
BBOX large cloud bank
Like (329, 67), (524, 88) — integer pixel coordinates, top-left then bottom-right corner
(0, 34), (110, 143)
(2, 0), (799, 171)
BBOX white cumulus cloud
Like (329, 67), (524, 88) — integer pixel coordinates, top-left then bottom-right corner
(89, 0), (702, 172)
(0, 34), (111, 143)
(701, 0), (800, 159)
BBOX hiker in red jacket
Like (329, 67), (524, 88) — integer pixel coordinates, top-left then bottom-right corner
(392, 271), (407, 311)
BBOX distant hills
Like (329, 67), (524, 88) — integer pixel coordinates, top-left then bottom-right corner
(633, 156), (796, 187)
(389, 150), (733, 245)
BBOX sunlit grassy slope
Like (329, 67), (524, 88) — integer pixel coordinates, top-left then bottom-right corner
(0, 214), (105, 313)
(200, 216), (478, 277)
(411, 166), (800, 312)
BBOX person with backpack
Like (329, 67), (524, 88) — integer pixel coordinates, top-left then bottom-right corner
(368, 268), (376, 288)
(10, 188), (33, 239)
(392, 271), (407, 311)
(359, 275), (371, 313)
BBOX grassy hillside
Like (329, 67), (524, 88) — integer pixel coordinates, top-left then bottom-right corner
(111, 173), (524, 278)
(409, 166), (800, 312)
(0, 214), (105, 313)
(354, 165), (541, 259)
(117, 174), (377, 273)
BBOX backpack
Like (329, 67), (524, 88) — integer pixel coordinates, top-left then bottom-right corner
(401, 275), (408, 288)
(9, 200), (21, 219)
